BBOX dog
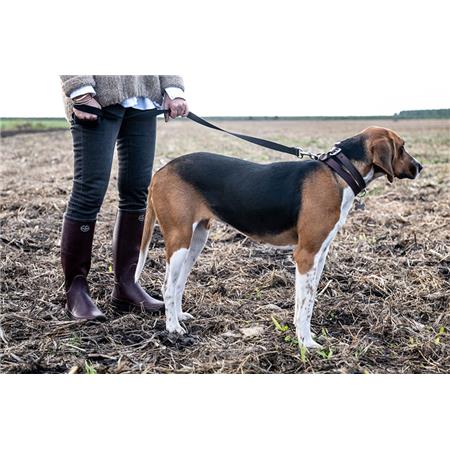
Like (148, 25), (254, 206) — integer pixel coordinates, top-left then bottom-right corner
(136, 126), (422, 348)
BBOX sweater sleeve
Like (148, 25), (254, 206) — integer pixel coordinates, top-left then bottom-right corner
(159, 75), (184, 94)
(60, 75), (96, 97)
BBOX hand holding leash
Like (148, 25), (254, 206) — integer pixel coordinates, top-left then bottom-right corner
(163, 95), (189, 122)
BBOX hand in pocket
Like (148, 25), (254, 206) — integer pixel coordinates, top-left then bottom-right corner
(73, 94), (102, 121)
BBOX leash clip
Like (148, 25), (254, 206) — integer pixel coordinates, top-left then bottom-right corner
(294, 145), (342, 162)
(294, 147), (322, 160)
(329, 146), (342, 156)
(293, 147), (306, 159)
(318, 146), (341, 161)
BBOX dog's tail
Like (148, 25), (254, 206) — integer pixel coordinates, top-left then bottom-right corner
(135, 198), (157, 283)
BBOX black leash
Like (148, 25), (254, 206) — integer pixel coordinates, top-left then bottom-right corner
(187, 112), (366, 196)
(186, 112), (301, 158)
(186, 111), (365, 195)
(72, 104), (366, 195)
(72, 104), (300, 157)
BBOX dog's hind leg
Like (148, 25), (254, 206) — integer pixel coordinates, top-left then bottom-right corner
(174, 220), (210, 321)
(150, 165), (214, 334)
(163, 231), (192, 334)
(161, 221), (209, 331)
(162, 221), (211, 333)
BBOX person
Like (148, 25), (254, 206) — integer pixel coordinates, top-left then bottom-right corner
(59, 75), (188, 321)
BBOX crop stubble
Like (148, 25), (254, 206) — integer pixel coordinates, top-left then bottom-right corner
(0, 119), (449, 373)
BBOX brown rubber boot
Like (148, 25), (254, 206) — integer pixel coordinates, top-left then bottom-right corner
(60, 216), (106, 321)
(111, 210), (164, 312)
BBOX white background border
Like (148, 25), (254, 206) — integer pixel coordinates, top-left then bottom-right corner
(1, 1), (448, 447)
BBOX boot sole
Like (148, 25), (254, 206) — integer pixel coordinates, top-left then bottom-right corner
(67, 309), (107, 322)
(111, 297), (164, 314)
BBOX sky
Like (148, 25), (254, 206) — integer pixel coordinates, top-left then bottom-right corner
(1, 0), (449, 118)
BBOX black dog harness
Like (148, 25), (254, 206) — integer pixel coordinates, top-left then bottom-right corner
(72, 105), (367, 196)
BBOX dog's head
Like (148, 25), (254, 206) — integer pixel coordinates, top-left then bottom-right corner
(362, 126), (423, 182)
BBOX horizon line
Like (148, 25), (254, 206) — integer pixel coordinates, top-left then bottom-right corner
(1, 108), (449, 122)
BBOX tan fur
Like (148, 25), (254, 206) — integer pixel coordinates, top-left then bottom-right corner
(249, 228), (298, 246)
(295, 166), (341, 273)
(362, 126), (417, 180)
(140, 197), (157, 253)
(148, 166), (215, 260)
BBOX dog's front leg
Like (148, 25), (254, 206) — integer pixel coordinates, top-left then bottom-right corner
(294, 264), (322, 349)
(293, 244), (330, 338)
(293, 237), (327, 349)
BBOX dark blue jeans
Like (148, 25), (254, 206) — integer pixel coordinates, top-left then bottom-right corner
(65, 104), (157, 221)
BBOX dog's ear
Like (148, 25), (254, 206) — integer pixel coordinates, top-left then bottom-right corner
(371, 137), (395, 183)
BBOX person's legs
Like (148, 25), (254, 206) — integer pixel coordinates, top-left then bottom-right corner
(111, 109), (164, 312)
(61, 106), (124, 320)
(116, 108), (158, 213)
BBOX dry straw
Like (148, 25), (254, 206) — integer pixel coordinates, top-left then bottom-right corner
(1, 119), (449, 373)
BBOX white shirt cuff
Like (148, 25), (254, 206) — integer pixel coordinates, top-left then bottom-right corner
(165, 87), (185, 100)
(70, 85), (96, 99)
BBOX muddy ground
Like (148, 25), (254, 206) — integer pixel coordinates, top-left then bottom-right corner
(1, 119), (449, 373)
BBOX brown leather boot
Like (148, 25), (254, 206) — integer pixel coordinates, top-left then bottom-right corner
(111, 210), (164, 312)
(61, 216), (106, 321)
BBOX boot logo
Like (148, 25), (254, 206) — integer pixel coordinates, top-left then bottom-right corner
(80, 225), (90, 232)
(138, 215), (145, 222)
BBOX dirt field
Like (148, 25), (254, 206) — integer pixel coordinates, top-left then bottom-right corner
(1, 118), (449, 373)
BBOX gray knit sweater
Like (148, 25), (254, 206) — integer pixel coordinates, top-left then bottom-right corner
(60, 75), (184, 120)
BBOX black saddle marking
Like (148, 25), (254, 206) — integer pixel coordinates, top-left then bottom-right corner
(169, 152), (323, 236)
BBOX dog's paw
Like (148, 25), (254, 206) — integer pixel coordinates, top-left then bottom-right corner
(298, 337), (323, 349)
(166, 322), (186, 335)
(178, 312), (194, 322)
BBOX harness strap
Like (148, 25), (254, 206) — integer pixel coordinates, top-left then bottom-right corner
(321, 151), (366, 196)
(333, 151), (366, 190)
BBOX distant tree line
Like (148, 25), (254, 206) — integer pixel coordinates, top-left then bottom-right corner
(394, 109), (450, 119)
(202, 109), (450, 121)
